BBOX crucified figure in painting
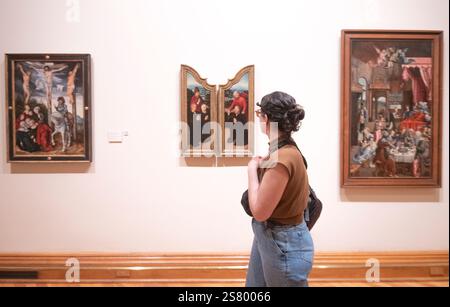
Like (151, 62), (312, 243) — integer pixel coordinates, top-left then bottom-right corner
(18, 64), (32, 105)
(27, 62), (68, 120)
(67, 63), (80, 140)
(67, 63), (79, 105)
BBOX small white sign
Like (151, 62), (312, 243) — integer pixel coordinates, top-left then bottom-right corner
(108, 131), (124, 143)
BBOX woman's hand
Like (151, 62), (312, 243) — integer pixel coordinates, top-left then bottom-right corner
(248, 156), (263, 172)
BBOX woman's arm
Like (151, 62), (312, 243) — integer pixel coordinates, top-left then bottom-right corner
(248, 158), (289, 222)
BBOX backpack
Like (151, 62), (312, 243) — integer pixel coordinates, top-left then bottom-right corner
(240, 138), (322, 231)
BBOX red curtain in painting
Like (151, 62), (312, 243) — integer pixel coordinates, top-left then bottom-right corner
(402, 67), (429, 104)
(419, 66), (432, 101)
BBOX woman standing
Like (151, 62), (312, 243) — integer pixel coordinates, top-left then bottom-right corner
(246, 91), (314, 287)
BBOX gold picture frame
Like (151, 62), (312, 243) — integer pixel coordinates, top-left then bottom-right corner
(218, 66), (255, 157)
(180, 65), (217, 157)
(341, 30), (443, 187)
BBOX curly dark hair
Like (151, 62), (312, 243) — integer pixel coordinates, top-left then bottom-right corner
(257, 91), (305, 135)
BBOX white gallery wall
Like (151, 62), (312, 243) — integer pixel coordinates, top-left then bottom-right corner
(0, 0), (448, 253)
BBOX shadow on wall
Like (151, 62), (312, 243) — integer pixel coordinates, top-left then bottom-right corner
(179, 157), (251, 168)
(8, 163), (94, 174)
(340, 187), (441, 203)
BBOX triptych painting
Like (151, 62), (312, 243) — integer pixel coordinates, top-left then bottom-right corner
(180, 65), (255, 158)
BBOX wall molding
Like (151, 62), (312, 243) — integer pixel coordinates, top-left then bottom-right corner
(0, 252), (448, 286)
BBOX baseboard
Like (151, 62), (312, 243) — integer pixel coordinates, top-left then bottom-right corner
(0, 252), (448, 287)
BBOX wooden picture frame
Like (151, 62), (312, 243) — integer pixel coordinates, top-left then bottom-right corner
(180, 65), (217, 157)
(341, 30), (443, 187)
(5, 54), (92, 163)
(218, 65), (255, 157)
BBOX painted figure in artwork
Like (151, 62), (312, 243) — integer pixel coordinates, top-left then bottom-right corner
(190, 87), (204, 114)
(51, 97), (74, 152)
(28, 63), (68, 111)
(67, 63), (80, 139)
(222, 72), (251, 150)
(17, 64), (32, 105)
(32, 106), (53, 152)
(226, 91), (248, 116)
(228, 104), (248, 146)
(67, 63), (79, 105)
(185, 71), (212, 150)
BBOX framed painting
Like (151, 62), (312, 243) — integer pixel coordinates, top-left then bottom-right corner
(5, 54), (92, 163)
(180, 65), (217, 157)
(218, 65), (255, 157)
(341, 30), (443, 187)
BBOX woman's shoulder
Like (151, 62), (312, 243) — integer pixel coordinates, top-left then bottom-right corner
(268, 145), (300, 157)
(278, 145), (301, 157)
(267, 145), (302, 175)
(281, 145), (307, 169)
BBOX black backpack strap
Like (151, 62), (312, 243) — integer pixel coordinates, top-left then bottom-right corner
(300, 152), (308, 170)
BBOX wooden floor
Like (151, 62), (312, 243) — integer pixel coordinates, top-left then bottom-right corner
(1, 281), (448, 287)
(311, 281), (449, 287)
(1, 252), (447, 287)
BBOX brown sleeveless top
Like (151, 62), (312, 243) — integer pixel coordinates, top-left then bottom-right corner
(259, 144), (309, 225)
